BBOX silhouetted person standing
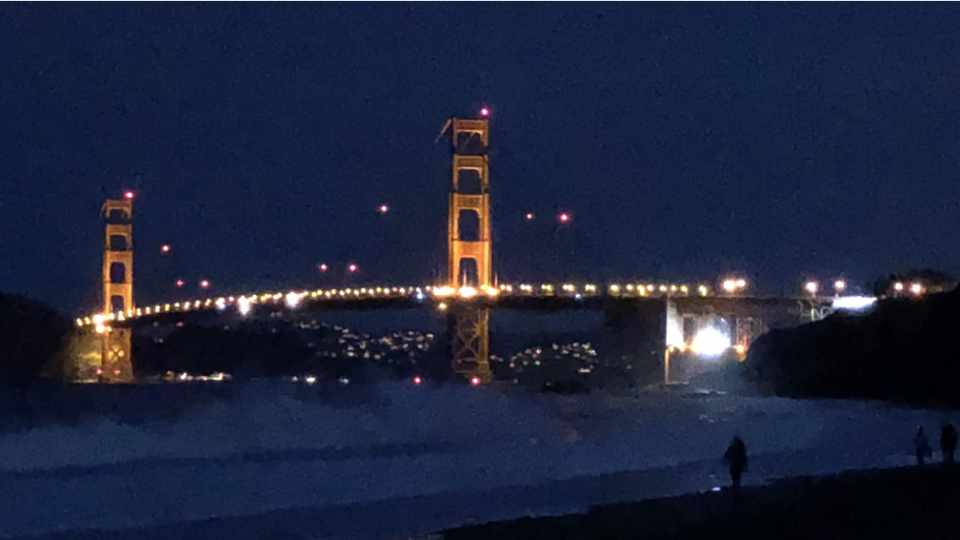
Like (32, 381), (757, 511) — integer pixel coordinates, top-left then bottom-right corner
(915, 426), (932, 466)
(724, 436), (748, 489)
(941, 423), (957, 465)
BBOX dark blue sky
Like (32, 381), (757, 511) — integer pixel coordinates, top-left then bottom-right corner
(3, 4), (959, 313)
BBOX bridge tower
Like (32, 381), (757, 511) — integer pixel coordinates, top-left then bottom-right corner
(99, 196), (135, 382)
(448, 116), (492, 383)
(448, 117), (492, 286)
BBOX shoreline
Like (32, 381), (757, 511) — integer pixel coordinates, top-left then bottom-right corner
(442, 464), (960, 539)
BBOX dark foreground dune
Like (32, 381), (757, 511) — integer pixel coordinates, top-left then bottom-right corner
(443, 465), (960, 539)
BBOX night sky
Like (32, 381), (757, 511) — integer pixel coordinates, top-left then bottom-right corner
(3, 4), (959, 313)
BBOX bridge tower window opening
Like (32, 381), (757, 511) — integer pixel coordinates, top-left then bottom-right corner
(457, 209), (481, 242)
(454, 168), (484, 195)
(457, 258), (480, 287)
(109, 262), (128, 284)
(110, 295), (126, 313)
(109, 234), (129, 251)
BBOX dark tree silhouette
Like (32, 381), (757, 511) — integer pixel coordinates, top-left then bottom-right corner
(0, 293), (70, 385)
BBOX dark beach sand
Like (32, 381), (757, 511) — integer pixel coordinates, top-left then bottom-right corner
(443, 465), (960, 539)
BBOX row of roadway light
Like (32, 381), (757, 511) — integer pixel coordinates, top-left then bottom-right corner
(83, 275), (923, 334)
(78, 280), (740, 332)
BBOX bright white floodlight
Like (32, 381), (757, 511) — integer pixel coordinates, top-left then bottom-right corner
(690, 327), (731, 357)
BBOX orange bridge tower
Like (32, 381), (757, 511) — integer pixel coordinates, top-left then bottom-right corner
(99, 196), (135, 382)
(447, 115), (492, 383)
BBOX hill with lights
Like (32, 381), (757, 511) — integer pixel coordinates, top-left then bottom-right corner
(745, 286), (960, 405)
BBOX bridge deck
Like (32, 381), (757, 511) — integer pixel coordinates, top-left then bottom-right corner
(75, 283), (828, 331)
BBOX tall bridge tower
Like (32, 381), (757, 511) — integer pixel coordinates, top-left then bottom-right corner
(100, 196), (135, 382)
(447, 116), (492, 383)
(448, 118), (492, 286)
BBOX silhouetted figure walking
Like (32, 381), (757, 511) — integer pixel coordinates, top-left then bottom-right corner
(941, 423), (957, 465)
(724, 436), (748, 489)
(915, 426), (932, 466)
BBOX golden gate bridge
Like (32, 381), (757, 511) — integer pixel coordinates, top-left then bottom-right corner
(74, 110), (833, 385)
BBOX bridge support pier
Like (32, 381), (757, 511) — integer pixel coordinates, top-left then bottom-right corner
(100, 328), (133, 382)
(449, 304), (492, 383)
(600, 300), (667, 385)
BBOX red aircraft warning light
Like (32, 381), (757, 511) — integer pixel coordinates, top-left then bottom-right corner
(348, 263), (358, 273)
(123, 191), (135, 200)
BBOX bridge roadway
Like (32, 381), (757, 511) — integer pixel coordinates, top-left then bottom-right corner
(76, 282), (827, 331)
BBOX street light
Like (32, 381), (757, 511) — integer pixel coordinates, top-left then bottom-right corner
(721, 277), (747, 294)
(804, 280), (819, 296)
(833, 279), (846, 294)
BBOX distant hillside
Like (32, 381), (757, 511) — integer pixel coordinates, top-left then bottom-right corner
(0, 293), (70, 384)
(745, 286), (960, 405)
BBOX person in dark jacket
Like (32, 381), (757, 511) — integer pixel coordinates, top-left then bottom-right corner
(940, 423), (957, 465)
(724, 436), (748, 489)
